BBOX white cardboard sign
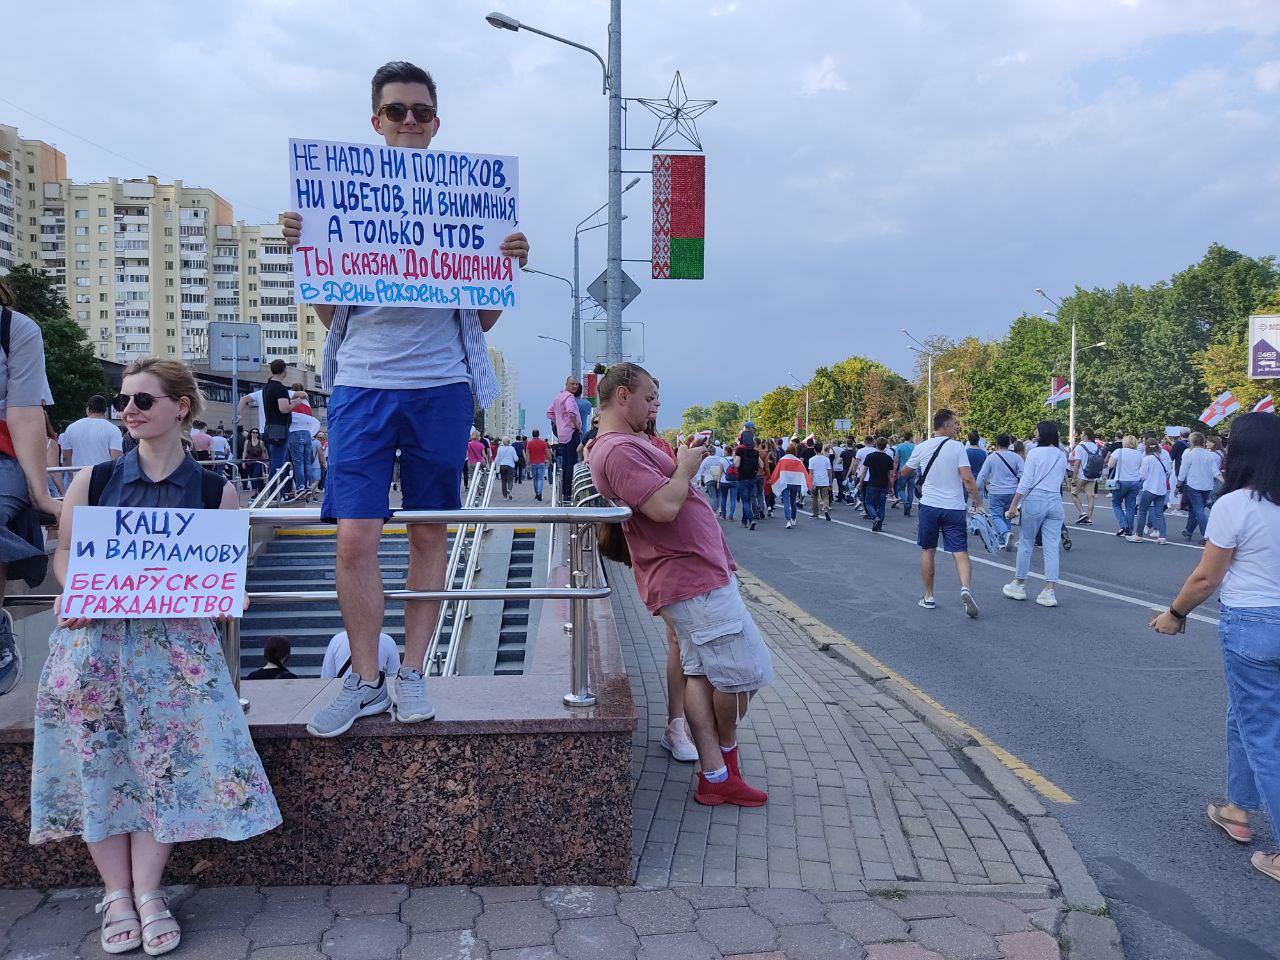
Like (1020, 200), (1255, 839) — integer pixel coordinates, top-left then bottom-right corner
(64, 507), (250, 620)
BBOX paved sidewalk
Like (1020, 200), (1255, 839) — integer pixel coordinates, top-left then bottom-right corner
(0, 567), (1122, 960)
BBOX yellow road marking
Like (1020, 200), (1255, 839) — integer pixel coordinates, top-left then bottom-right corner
(737, 571), (1076, 804)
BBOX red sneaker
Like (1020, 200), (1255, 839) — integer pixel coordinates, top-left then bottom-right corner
(695, 771), (768, 807)
(721, 746), (740, 778)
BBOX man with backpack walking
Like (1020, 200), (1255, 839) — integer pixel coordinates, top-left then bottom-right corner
(1070, 426), (1106, 524)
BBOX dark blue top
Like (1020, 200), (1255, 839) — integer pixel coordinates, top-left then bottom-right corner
(96, 449), (224, 509)
(966, 446), (988, 476)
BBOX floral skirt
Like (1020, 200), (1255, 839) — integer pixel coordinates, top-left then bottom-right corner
(30, 618), (282, 845)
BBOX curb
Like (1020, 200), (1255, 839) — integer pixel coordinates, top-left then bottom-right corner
(735, 571), (1125, 958)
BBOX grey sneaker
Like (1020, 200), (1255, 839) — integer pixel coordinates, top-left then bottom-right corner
(306, 672), (390, 737)
(394, 668), (436, 723)
(961, 588), (980, 618)
(0, 611), (20, 696)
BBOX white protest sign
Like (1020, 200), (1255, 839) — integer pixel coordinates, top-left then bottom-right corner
(289, 138), (520, 310)
(64, 507), (250, 620)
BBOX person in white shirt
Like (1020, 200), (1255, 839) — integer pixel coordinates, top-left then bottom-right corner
(1151, 412), (1280, 884)
(1068, 427), (1104, 525)
(495, 438), (518, 499)
(59, 395), (123, 467)
(809, 446), (833, 520)
(830, 442), (846, 501)
(1178, 432), (1222, 542)
(321, 631), (402, 680)
(1106, 436), (1144, 537)
(1002, 421), (1070, 607)
(975, 434), (1022, 550)
(900, 410), (982, 617)
(696, 450), (730, 517)
(1134, 441), (1173, 543)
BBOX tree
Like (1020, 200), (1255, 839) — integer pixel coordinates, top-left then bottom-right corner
(4, 264), (112, 425)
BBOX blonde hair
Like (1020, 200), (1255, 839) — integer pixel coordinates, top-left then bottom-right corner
(1122, 435), (1138, 449)
(122, 357), (203, 426)
(470, 427), (480, 440)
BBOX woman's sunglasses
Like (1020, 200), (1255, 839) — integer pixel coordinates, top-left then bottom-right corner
(111, 392), (173, 413)
(378, 102), (436, 124)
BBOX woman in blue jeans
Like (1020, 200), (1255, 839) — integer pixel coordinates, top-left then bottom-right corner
(1152, 413), (1280, 884)
(1002, 421), (1069, 607)
(1107, 436), (1143, 536)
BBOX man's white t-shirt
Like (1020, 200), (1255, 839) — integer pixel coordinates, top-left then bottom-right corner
(809, 454), (832, 486)
(59, 416), (123, 466)
(209, 435), (230, 459)
(906, 436), (969, 510)
(831, 446), (845, 472)
(1206, 490), (1280, 608)
(495, 444), (518, 468)
(320, 631), (402, 679)
(1071, 440), (1101, 478)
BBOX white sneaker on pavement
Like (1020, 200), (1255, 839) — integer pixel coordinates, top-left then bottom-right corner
(307, 672), (391, 737)
(1002, 581), (1027, 601)
(1036, 588), (1059, 607)
(394, 667), (436, 723)
(661, 717), (699, 762)
(960, 588), (980, 618)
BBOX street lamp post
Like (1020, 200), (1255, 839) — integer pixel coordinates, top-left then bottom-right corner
(523, 267), (573, 376)
(487, 5), (625, 362)
(787, 372), (809, 434)
(574, 180), (638, 375)
(1037, 289), (1104, 448)
(902, 329), (943, 430)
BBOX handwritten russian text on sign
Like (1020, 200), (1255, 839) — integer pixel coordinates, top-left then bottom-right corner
(65, 507), (250, 620)
(289, 138), (520, 310)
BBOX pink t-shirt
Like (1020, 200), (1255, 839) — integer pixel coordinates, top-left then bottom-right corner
(467, 439), (486, 464)
(591, 432), (735, 614)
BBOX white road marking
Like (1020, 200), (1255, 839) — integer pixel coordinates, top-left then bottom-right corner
(801, 512), (1219, 626)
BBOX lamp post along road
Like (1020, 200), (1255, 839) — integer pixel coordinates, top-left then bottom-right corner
(487, 7), (625, 362)
(523, 267), (575, 376)
(787, 372), (810, 434)
(605, 0), (624, 362)
(1037, 289), (1103, 447)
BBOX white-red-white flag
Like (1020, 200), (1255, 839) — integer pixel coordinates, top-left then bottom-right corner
(1200, 390), (1241, 427)
(1045, 378), (1072, 407)
(1254, 394), (1275, 414)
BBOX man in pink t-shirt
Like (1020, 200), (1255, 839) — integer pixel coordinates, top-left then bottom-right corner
(590, 362), (773, 808)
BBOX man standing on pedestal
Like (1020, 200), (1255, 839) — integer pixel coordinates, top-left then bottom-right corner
(279, 60), (529, 737)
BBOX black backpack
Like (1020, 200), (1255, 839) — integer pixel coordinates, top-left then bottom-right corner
(87, 459), (225, 508)
(1081, 442), (1106, 481)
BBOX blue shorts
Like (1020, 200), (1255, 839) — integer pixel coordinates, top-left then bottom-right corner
(321, 382), (472, 520)
(917, 504), (968, 553)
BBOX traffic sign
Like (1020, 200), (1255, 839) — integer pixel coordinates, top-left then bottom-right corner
(587, 269), (641, 311)
(583, 321), (644, 364)
(834, 419), (851, 432)
(207, 322), (263, 373)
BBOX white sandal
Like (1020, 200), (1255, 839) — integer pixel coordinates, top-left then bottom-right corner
(135, 890), (182, 957)
(95, 889), (142, 954)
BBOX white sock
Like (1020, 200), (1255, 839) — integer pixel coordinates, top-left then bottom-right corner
(704, 766), (729, 783)
(720, 743), (737, 754)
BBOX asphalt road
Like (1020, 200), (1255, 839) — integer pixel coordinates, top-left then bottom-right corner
(722, 488), (1278, 960)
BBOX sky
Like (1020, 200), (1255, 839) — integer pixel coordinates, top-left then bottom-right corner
(4, 0), (1279, 429)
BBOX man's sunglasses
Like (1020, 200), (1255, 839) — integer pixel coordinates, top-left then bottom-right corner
(111, 392), (173, 412)
(378, 102), (436, 124)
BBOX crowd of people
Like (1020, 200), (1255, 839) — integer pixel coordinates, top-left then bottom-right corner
(0, 57), (1273, 959)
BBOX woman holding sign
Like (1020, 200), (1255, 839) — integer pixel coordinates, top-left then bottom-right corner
(30, 358), (280, 956)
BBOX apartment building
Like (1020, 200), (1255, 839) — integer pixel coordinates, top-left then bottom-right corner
(485, 346), (520, 439)
(2, 122), (320, 370)
(0, 123), (67, 275)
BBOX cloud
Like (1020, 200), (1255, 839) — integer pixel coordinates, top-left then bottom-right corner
(799, 56), (849, 96)
(1256, 60), (1280, 92)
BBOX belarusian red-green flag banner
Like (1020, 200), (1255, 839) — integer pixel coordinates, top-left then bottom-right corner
(652, 154), (705, 279)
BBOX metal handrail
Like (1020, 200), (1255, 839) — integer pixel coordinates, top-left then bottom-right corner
(248, 462), (293, 509)
(8, 500), (629, 713)
(438, 466), (498, 677)
(427, 462), (498, 677)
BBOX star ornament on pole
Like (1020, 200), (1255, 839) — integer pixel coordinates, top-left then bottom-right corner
(635, 71), (717, 151)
